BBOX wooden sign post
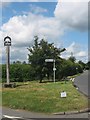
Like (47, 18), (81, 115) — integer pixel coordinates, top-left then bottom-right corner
(4, 36), (11, 84)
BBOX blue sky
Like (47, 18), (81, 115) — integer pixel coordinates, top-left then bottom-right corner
(2, 2), (57, 23)
(1, 1), (88, 63)
(62, 31), (88, 47)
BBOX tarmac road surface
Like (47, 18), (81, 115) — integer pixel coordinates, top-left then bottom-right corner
(74, 70), (89, 97)
(0, 107), (89, 119)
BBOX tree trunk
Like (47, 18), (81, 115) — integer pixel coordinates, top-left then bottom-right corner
(39, 75), (42, 83)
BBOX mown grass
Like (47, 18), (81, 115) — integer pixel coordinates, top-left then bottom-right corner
(2, 81), (88, 113)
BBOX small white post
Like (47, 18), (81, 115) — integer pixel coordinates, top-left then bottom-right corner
(53, 60), (55, 83)
(45, 59), (56, 83)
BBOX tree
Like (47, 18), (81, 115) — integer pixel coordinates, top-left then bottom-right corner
(68, 56), (76, 63)
(28, 36), (66, 83)
(10, 64), (23, 82)
(60, 59), (76, 77)
(85, 61), (90, 70)
(22, 61), (27, 64)
(78, 60), (86, 70)
(58, 59), (83, 79)
(15, 60), (22, 64)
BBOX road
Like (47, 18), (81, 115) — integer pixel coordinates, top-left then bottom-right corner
(0, 107), (89, 120)
(74, 70), (89, 97)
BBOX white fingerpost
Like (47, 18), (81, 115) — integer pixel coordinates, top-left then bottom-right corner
(53, 59), (56, 83)
(45, 59), (56, 83)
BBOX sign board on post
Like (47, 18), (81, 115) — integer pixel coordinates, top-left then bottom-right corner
(61, 91), (67, 98)
(45, 59), (54, 62)
(4, 36), (11, 46)
(53, 68), (56, 71)
(4, 36), (11, 85)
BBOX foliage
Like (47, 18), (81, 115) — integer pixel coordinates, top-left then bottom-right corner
(27, 36), (66, 82)
(85, 61), (90, 70)
(2, 36), (86, 82)
(58, 59), (83, 78)
(2, 64), (6, 79)
(2, 64), (33, 82)
(78, 60), (86, 70)
(68, 56), (76, 63)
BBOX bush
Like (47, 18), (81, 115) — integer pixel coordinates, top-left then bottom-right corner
(3, 83), (16, 88)
(2, 59), (83, 82)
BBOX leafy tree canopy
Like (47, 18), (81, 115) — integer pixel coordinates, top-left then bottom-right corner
(28, 36), (66, 82)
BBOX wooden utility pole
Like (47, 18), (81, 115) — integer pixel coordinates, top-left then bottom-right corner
(4, 36), (11, 85)
(6, 46), (10, 84)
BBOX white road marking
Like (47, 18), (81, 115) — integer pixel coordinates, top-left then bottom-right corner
(3, 115), (22, 119)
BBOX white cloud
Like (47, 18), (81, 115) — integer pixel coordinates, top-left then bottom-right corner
(66, 42), (83, 55)
(61, 42), (88, 63)
(1, 12), (64, 63)
(54, 1), (88, 31)
(1, 1), (88, 63)
(1, 13), (64, 46)
(76, 51), (87, 57)
(29, 4), (48, 14)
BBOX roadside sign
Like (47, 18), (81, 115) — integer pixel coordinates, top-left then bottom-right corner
(61, 91), (67, 98)
(4, 36), (11, 46)
(53, 68), (56, 71)
(45, 59), (54, 62)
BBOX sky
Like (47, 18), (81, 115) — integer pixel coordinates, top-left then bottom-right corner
(0, 0), (89, 64)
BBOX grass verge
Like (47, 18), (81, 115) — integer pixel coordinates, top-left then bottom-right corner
(2, 81), (88, 113)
